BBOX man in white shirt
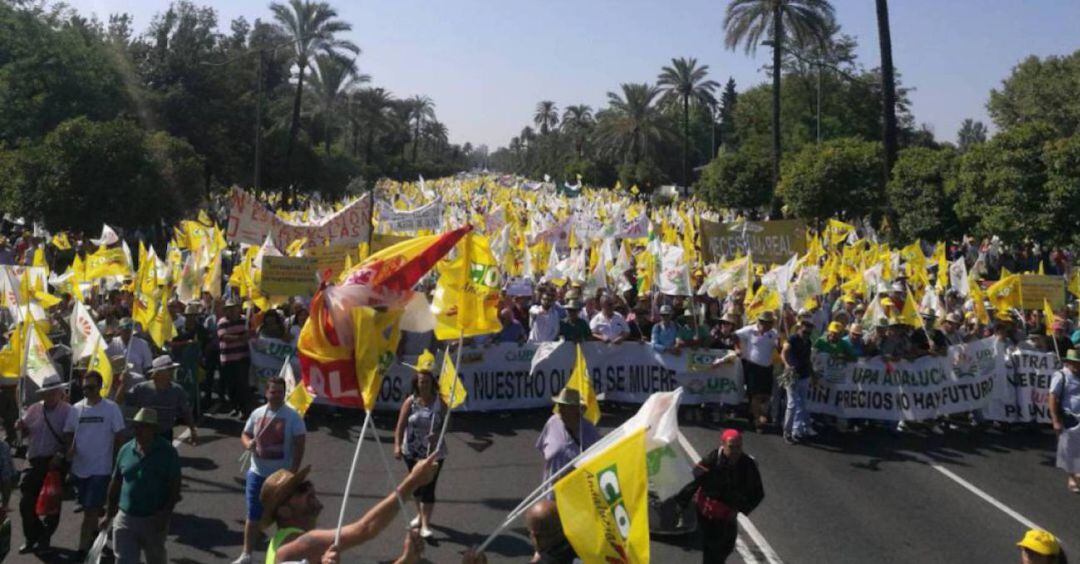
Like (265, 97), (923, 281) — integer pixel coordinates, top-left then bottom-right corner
(63, 370), (126, 560)
(589, 297), (629, 344)
(528, 293), (561, 343)
(735, 311), (780, 430)
(107, 317), (154, 378)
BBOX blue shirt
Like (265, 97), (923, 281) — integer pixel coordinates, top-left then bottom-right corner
(843, 335), (868, 358)
(1051, 367), (1080, 415)
(651, 322), (679, 352)
(243, 404), (306, 477)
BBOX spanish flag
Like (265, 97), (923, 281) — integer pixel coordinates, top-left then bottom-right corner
(554, 428), (649, 564)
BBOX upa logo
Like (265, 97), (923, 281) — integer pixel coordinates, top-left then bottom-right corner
(597, 464), (631, 541)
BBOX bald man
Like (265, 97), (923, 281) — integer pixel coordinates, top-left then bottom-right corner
(463, 499), (578, 564)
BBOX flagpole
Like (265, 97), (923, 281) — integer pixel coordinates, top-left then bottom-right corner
(364, 410), (411, 520)
(425, 343), (452, 458)
(334, 409), (372, 546)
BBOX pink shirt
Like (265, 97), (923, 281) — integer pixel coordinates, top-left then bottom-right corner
(21, 401), (72, 459)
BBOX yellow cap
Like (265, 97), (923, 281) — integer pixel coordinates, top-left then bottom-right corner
(1017, 529), (1060, 556)
(827, 321), (845, 334)
(881, 297), (895, 307)
(405, 349), (436, 373)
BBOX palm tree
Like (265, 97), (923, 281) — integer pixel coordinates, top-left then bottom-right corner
(724, 0), (835, 216)
(593, 83), (674, 165)
(508, 136), (522, 169)
(657, 57), (719, 186)
(534, 101), (559, 135)
(350, 87), (394, 164)
(561, 104), (594, 159)
(406, 95), (435, 163)
(423, 120), (449, 157)
(270, 0), (359, 191)
(307, 53), (369, 154)
(875, 0), (898, 186)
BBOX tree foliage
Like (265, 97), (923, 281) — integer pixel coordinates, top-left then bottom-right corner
(778, 137), (884, 222)
(988, 51), (1080, 139)
(695, 146), (772, 211)
(886, 146), (959, 241)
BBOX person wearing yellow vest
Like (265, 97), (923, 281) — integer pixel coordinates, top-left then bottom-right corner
(259, 454), (439, 564)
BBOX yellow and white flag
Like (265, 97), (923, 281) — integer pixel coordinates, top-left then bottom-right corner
(352, 306), (404, 411)
(438, 349), (467, 409)
(554, 427), (649, 564)
(564, 344), (601, 425)
(432, 233), (502, 339)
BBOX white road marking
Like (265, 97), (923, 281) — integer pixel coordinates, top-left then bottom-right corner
(678, 432), (784, 564)
(736, 536), (761, 563)
(901, 450), (1042, 531)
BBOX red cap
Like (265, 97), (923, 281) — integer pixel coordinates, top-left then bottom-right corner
(721, 429), (742, 443)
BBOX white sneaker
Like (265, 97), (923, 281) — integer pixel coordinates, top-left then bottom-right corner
(410, 515), (421, 528)
(231, 554), (252, 564)
(931, 424), (945, 436)
(420, 526), (434, 539)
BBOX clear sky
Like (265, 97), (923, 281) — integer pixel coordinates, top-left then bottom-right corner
(66, 0), (1080, 149)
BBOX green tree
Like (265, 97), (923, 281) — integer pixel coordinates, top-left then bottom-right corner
(953, 122), (1056, 244)
(0, 3), (130, 144)
(270, 0), (359, 182)
(594, 83), (674, 166)
(1043, 134), (1080, 248)
(534, 100), (559, 135)
(886, 146), (959, 242)
(778, 137), (884, 222)
(0, 117), (202, 231)
(657, 57), (719, 186)
(723, 0), (835, 216)
(956, 118), (988, 152)
(406, 95), (435, 163)
(718, 77), (739, 150)
(306, 53), (367, 154)
(695, 146), (772, 211)
(561, 104), (594, 159)
(987, 51), (1080, 139)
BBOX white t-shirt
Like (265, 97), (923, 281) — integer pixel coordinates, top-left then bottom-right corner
(107, 335), (154, 376)
(63, 398), (126, 478)
(590, 311), (629, 341)
(529, 306), (561, 342)
(735, 325), (779, 367)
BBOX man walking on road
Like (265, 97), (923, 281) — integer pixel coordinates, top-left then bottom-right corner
(782, 318), (817, 444)
(234, 376), (306, 564)
(1050, 349), (1080, 493)
(126, 354), (199, 443)
(103, 407), (181, 564)
(63, 370), (126, 560)
(16, 374), (71, 554)
(676, 429), (764, 563)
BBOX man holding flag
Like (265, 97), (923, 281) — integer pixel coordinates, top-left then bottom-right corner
(234, 375), (306, 564)
(536, 344), (600, 485)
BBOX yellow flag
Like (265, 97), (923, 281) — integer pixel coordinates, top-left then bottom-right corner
(352, 306), (403, 411)
(438, 349), (467, 409)
(554, 428), (649, 564)
(1069, 270), (1080, 299)
(565, 344), (600, 425)
(432, 233), (502, 339)
(85, 246), (131, 280)
(51, 233), (72, 250)
(31, 247), (46, 268)
(1044, 299), (1056, 336)
(86, 339), (114, 396)
(898, 290), (922, 327)
(986, 275), (1022, 313)
(970, 280), (990, 325)
(745, 285), (780, 323)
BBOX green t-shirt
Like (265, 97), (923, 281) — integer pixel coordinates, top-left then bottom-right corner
(814, 336), (855, 359)
(560, 318), (592, 342)
(113, 436), (180, 517)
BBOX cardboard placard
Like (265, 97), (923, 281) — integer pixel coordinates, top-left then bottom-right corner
(700, 219), (806, 265)
(1019, 274), (1065, 310)
(260, 256), (318, 297)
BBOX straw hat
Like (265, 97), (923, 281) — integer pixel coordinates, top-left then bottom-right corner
(552, 387), (585, 406)
(37, 374), (69, 393)
(147, 354), (180, 375)
(258, 466), (312, 531)
(132, 407), (159, 426)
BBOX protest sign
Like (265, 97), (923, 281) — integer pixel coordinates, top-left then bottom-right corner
(227, 188), (371, 249)
(378, 197), (443, 233)
(305, 342), (743, 411)
(700, 219), (806, 265)
(260, 256), (318, 297)
(305, 245), (359, 280)
(1019, 274), (1065, 310)
(985, 348), (1059, 423)
(250, 337), (302, 393)
(807, 337), (1002, 421)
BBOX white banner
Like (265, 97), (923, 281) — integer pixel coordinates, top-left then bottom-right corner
(336, 342), (743, 411)
(378, 197), (443, 233)
(985, 348), (1060, 423)
(808, 337), (1003, 421)
(226, 188), (371, 249)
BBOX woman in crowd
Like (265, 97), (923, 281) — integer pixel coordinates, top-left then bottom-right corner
(393, 350), (447, 539)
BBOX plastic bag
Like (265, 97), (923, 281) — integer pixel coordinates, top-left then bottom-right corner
(35, 470), (62, 517)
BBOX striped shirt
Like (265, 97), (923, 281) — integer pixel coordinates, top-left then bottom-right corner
(217, 316), (250, 364)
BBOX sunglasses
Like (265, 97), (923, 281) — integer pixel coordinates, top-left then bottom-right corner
(82, 383), (101, 390)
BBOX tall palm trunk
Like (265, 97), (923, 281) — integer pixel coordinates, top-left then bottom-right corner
(876, 0), (898, 184)
(411, 120), (420, 163)
(769, 4), (784, 218)
(324, 110), (332, 155)
(285, 63), (307, 203)
(682, 95), (690, 186)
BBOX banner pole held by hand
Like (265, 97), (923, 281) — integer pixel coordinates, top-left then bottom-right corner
(334, 410), (372, 546)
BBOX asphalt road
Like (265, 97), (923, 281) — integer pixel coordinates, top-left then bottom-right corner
(15, 403), (1079, 564)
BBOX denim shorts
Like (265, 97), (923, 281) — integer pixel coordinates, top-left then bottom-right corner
(75, 474), (111, 509)
(245, 471), (268, 521)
